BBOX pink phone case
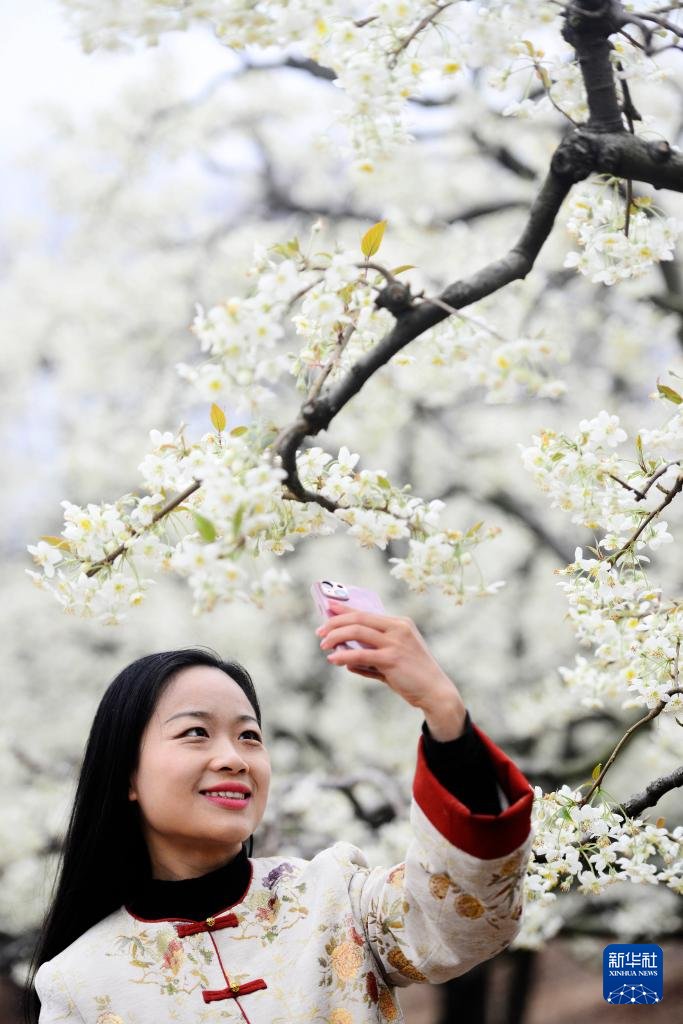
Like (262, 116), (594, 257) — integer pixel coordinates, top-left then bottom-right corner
(310, 581), (386, 658)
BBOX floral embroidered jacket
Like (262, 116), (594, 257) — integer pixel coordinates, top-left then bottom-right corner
(35, 721), (534, 1024)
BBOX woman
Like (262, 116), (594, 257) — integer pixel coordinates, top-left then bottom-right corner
(28, 600), (534, 1023)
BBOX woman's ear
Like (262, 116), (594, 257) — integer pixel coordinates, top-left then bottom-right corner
(128, 774), (138, 802)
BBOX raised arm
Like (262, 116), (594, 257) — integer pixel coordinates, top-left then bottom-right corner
(319, 601), (534, 985)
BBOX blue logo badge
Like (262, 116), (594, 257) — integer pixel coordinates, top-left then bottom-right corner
(603, 943), (663, 1004)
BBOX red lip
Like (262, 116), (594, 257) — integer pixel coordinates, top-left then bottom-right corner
(200, 782), (252, 795)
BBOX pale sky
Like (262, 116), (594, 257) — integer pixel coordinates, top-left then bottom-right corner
(0, 0), (231, 209)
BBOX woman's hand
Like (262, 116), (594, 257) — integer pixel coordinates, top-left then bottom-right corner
(316, 600), (467, 741)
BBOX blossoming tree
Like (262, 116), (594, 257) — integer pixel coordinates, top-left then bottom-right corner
(5, 0), (683, 1017)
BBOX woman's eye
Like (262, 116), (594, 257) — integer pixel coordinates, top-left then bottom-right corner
(241, 730), (262, 742)
(181, 726), (208, 738)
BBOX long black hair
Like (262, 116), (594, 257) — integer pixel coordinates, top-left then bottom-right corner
(24, 647), (261, 1024)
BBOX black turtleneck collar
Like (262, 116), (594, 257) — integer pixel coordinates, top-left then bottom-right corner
(126, 844), (252, 922)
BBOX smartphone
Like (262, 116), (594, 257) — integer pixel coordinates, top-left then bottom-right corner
(310, 581), (386, 667)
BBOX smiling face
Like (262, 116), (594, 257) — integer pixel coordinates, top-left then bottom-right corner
(128, 665), (270, 880)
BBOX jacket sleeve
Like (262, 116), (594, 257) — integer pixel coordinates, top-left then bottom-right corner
(35, 961), (84, 1023)
(420, 708), (505, 814)
(344, 722), (534, 988)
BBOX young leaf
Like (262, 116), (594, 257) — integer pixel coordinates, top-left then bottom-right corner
(361, 220), (387, 258)
(538, 66), (551, 89)
(40, 535), (71, 551)
(230, 425), (248, 437)
(591, 763), (602, 782)
(657, 383), (682, 405)
(390, 264), (416, 275)
(193, 512), (216, 542)
(635, 434), (647, 473)
(233, 505), (244, 536)
(210, 404), (226, 432)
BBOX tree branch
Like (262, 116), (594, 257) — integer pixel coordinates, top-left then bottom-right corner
(579, 685), (683, 805)
(470, 129), (539, 181)
(607, 473), (683, 565)
(84, 479), (201, 576)
(587, 131), (683, 190)
(562, 0), (626, 133)
(622, 764), (683, 817)
(273, 162), (574, 493)
(388, 2), (455, 68)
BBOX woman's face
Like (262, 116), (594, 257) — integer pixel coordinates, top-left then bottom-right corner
(128, 665), (270, 880)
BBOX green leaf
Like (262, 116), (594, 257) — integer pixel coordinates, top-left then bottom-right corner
(233, 504), (244, 536)
(635, 434), (647, 473)
(193, 512), (216, 542)
(592, 763), (602, 782)
(466, 521), (483, 537)
(339, 283), (355, 305)
(271, 238), (300, 258)
(657, 383), (682, 405)
(361, 220), (387, 258)
(390, 264), (416, 275)
(536, 65), (551, 89)
(230, 425), (248, 437)
(210, 403), (226, 432)
(377, 476), (391, 489)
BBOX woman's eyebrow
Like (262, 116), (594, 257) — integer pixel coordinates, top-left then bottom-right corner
(164, 710), (260, 726)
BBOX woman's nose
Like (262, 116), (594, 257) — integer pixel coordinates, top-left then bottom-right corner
(209, 740), (249, 772)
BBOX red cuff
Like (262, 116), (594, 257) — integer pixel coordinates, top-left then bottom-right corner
(413, 721), (533, 860)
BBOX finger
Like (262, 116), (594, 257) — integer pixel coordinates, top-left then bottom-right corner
(321, 624), (386, 650)
(327, 646), (390, 667)
(322, 600), (392, 632)
(347, 666), (386, 680)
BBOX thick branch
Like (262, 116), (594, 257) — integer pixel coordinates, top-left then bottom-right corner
(622, 764), (683, 817)
(588, 131), (683, 190)
(562, 0), (626, 132)
(273, 163), (573, 487)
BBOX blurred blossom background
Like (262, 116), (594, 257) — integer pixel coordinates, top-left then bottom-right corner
(2, 1), (683, 1021)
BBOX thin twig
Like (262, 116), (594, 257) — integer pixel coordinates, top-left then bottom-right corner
(85, 479), (201, 576)
(359, 261), (398, 286)
(640, 460), (682, 496)
(606, 472), (647, 500)
(637, 10), (683, 36)
(419, 294), (508, 343)
(579, 685), (683, 806)
(286, 278), (322, 311)
(618, 26), (649, 52)
(306, 321), (357, 406)
(625, 177), (633, 236)
(607, 473), (683, 565)
(387, 2), (455, 69)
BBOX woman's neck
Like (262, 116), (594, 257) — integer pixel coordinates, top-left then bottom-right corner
(126, 843), (252, 922)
